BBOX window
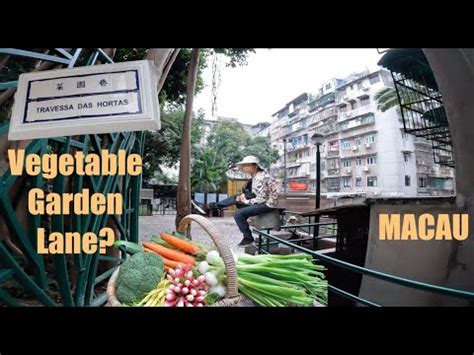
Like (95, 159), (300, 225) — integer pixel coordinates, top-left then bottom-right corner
(355, 177), (362, 187)
(355, 137), (361, 146)
(360, 96), (370, 106)
(405, 175), (411, 187)
(341, 140), (351, 150)
(343, 159), (351, 168)
(340, 105), (347, 113)
(351, 101), (357, 110)
(325, 83), (331, 90)
(303, 134), (308, 145)
(366, 134), (375, 144)
(357, 82), (362, 90)
(328, 159), (337, 169)
(419, 177), (427, 188)
(404, 153), (410, 163)
(369, 74), (380, 84)
(343, 177), (351, 187)
(367, 176), (377, 187)
(367, 155), (377, 165)
(350, 85), (354, 91)
(355, 157), (362, 166)
(401, 131), (408, 140)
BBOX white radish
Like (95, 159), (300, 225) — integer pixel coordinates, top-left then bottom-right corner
(166, 293), (176, 301)
(204, 272), (218, 286)
(198, 261), (210, 274)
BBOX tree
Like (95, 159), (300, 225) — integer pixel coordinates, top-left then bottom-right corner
(206, 120), (251, 169)
(115, 48), (255, 106)
(243, 136), (280, 169)
(176, 48), (201, 228)
(114, 48), (255, 182)
(374, 87), (401, 113)
(142, 109), (203, 181)
(207, 121), (279, 170)
(191, 146), (227, 204)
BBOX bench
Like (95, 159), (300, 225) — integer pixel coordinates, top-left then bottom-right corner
(249, 207), (285, 231)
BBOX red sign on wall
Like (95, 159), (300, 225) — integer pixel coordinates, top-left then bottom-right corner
(289, 181), (308, 191)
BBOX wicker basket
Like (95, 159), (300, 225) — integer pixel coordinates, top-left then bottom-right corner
(106, 214), (254, 307)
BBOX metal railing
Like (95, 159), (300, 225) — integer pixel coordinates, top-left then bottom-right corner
(251, 224), (474, 306)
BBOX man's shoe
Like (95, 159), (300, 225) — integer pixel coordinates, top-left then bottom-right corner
(238, 236), (255, 247)
(191, 200), (209, 215)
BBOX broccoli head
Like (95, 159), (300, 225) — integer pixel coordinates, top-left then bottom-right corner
(116, 252), (164, 304)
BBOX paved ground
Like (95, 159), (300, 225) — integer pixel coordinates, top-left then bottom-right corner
(139, 213), (243, 252)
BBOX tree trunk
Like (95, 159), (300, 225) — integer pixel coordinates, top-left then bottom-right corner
(175, 48), (200, 229)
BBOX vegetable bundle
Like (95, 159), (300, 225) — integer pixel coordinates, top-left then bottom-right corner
(113, 230), (328, 307)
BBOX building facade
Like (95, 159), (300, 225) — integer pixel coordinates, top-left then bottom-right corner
(269, 70), (455, 198)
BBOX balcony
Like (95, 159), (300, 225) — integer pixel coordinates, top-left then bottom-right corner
(327, 149), (340, 158)
(327, 168), (340, 177)
(339, 105), (373, 121)
(288, 173), (310, 179)
(288, 109), (300, 118)
(338, 113), (375, 132)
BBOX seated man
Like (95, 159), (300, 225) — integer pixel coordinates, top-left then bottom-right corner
(193, 155), (279, 246)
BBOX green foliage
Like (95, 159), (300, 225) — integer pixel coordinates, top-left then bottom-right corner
(374, 87), (401, 113)
(206, 120), (279, 170)
(191, 146), (228, 193)
(142, 108), (203, 181)
(206, 120), (251, 168)
(244, 136), (280, 168)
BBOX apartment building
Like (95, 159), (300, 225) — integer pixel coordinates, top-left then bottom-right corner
(269, 70), (455, 198)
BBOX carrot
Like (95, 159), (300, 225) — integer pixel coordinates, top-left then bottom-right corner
(142, 241), (196, 265)
(160, 232), (199, 255)
(161, 257), (186, 269)
(144, 245), (188, 268)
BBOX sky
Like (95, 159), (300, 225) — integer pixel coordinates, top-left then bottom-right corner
(193, 49), (386, 125)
